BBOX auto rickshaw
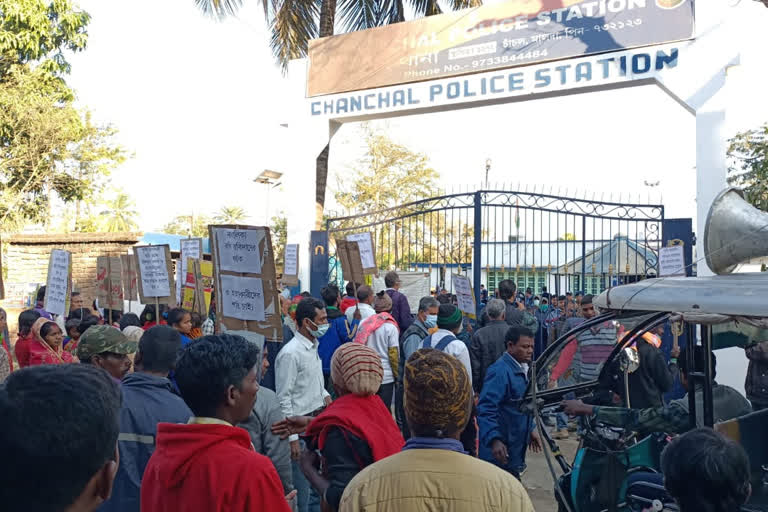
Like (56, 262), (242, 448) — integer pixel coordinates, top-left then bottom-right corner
(521, 188), (768, 512)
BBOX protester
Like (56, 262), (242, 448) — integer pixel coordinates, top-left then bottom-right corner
(356, 291), (399, 409)
(78, 314), (102, 336)
(189, 311), (203, 339)
(276, 297), (332, 512)
(262, 295), (295, 391)
(625, 325), (675, 409)
(103, 309), (123, 328)
(68, 307), (93, 322)
(744, 337), (768, 411)
(77, 325), (137, 382)
(273, 343), (405, 512)
(478, 326), (541, 479)
(318, 284), (358, 390)
(70, 291), (84, 311)
(0, 307), (11, 373)
(0, 364), (122, 512)
(33, 285), (53, 320)
(64, 318), (82, 355)
(13, 309), (41, 368)
(119, 313), (142, 331)
(661, 428), (752, 512)
(122, 325), (144, 343)
(139, 304), (166, 329)
(344, 285), (375, 324)
(166, 308), (193, 347)
(479, 280), (538, 333)
(141, 334), (293, 511)
(28, 320), (74, 366)
(480, 283), (489, 303)
(563, 346), (752, 434)
(469, 298), (508, 393)
(100, 326), (192, 512)
(339, 349), (535, 512)
(239, 343), (294, 496)
(340, 281), (359, 313)
(397, 296), (439, 437)
(384, 271), (413, 332)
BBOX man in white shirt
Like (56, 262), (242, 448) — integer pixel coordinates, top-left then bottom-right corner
(276, 297), (332, 512)
(345, 285), (375, 324)
(420, 303), (477, 455)
(355, 291), (400, 409)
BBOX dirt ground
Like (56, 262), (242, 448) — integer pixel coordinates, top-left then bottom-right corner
(521, 433), (579, 511)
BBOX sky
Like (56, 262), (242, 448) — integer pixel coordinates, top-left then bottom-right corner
(67, 0), (768, 235)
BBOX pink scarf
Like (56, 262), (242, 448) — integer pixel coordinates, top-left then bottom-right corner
(355, 312), (399, 346)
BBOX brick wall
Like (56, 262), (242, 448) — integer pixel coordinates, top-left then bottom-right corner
(6, 232), (142, 312)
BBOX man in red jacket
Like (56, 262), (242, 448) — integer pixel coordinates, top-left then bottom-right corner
(141, 334), (294, 512)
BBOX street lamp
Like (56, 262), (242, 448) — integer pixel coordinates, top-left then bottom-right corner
(254, 170), (283, 225)
(485, 158), (492, 188)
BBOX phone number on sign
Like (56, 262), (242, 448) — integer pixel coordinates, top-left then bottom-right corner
(473, 49), (549, 68)
(594, 18), (643, 31)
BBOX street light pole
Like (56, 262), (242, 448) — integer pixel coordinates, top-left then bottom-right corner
(254, 169), (283, 227)
(485, 158), (492, 188)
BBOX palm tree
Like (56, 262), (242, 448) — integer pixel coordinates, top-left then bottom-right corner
(100, 193), (139, 232)
(195, 0), (482, 227)
(214, 206), (249, 224)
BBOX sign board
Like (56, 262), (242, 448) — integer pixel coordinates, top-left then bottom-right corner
(177, 238), (203, 303)
(307, 0), (694, 96)
(335, 239), (366, 285)
(659, 245), (686, 277)
(181, 258), (214, 316)
(96, 256), (124, 309)
(373, 271), (431, 314)
(44, 249), (72, 317)
(133, 245), (174, 304)
(452, 273), (477, 319)
(346, 232), (377, 273)
(209, 225), (282, 341)
(283, 243), (299, 286)
(121, 254), (138, 301)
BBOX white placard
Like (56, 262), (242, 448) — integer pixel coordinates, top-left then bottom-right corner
(220, 275), (265, 321)
(284, 244), (299, 276)
(373, 272), (430, 314)
(136, 246), (171, 298)
(178, 239), (203, 303)
(659, 245), (685, 277)
(453, 273), (477, 319)
(214, 228), (264, 274)
(45, 250), (71, 317)
(347, 232), (375, 270)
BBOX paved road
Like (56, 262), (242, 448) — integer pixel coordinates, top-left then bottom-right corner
(521, 436), (579, 512)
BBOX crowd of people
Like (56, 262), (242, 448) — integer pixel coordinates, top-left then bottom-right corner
(0, 272), (760, 512)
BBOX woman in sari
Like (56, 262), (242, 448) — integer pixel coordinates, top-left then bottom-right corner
(0, 307), (11, 373)
(14, 309), (42, 368)
(28, 320), (74, 366)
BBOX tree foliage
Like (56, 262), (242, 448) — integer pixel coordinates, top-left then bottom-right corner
(100, 193), (138, 232)
(270, 212), (287, 272)
(728, 123), (768, 211)
(214, 206), (248, 224)
(0, 0), (127, 232)
(162, 214), (213, 238)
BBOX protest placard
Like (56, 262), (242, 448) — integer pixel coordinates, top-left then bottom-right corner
(96, 256), (124, 309)
(373, 271), (430, 314)
(659, 245), (686, 277)
(335, 239), (365, 286)
(176, 238), (203, 303)
(44, 250), (72, 317)
(282, 243), (299, 286)
(346, 232), (377, 274)
(133, 245), (174, 304)
(209, 225), (282, 341)
(121, 254), (138, 302)
(452, 273), (477, 319)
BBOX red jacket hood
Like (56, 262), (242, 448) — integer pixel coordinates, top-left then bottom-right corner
(151, 423), (253, 489)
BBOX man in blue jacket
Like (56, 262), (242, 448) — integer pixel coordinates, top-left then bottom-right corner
(478, 326), (542, 479)
(318, 284), (359, 391)
(99, 326), (192, 512)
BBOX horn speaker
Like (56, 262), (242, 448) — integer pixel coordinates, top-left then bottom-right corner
(704, 188), (768, 274)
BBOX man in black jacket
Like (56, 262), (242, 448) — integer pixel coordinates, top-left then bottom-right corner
(626, 325), (676, 409)
(469, 298), (509, 394)
(479, 280), (538, 335)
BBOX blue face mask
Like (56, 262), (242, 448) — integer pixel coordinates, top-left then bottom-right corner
(424, 314), (438, 329)
(540, 304), (549, 312)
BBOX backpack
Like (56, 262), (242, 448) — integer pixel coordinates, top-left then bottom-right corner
(422, 333), (458, 352)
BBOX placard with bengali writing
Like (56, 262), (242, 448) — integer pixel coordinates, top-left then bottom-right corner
(452, 273), (477, 319)
(282, 244), (299, 286)
(213, 228), (264, 274)
(346, 232), (377, 273)
(44, 250), (72, 317)
(134, 245), (174, 303)
(220, 275), (265, 321)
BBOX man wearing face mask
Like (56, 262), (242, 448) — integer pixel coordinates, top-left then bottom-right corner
(396, 296), (440, 438)
(276, 297), (333, 512)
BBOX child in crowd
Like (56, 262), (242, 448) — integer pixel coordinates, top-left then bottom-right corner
(189, 312), (203, 339)
(63, 318), (82, 357)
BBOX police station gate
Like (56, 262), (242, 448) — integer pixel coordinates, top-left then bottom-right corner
(326, 189), (664, 304)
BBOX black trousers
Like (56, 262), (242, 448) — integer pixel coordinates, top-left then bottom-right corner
(377, 382), (395, 410)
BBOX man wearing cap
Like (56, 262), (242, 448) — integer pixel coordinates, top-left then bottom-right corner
(339, 349), (535, 512)
(77, 325), (137, 382)
(420, 304), (472, 387)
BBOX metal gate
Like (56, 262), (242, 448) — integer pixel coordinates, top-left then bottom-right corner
(326, 189), (664, 306)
